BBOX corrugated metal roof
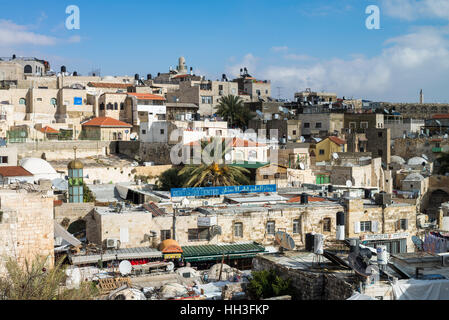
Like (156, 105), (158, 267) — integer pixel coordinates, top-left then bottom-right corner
(182, 242), (265, 258)
(69, 247), (162, 265)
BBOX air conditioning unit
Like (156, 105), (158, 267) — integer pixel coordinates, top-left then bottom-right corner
(106, 238), (119, 249)
(440, 253), (449, 267)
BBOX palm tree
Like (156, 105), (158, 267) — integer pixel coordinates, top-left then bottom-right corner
(179, 138), (250, 187)
(216, 95), (253, 129)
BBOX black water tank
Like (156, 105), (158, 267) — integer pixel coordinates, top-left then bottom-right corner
(12, 54), (16, 59)
(73, 71), (78, 76)
(61, 66), (67, 73)
(328, 185), (333, 193)
(134, 74), (140, 80)
(305, 233), (314, 252)
(300, 193), (308, 204)
(147, 74), (152, 80)
(364, 188), (372, 199)
(336, 211), (345, 226)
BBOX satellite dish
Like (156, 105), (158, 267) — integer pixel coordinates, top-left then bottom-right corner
(166, 262), (175, 272)
(275, 231), (295, 250)
(299, 163), (305, 170)
(225, 153), (232, 161)
(421, 154), (429, 161)
(299, 136), (305, 143)
(332, 153), (339, 160)
(346, 180), (353, 188)
(130, 133), (138, 141)
(119, 260), (132, 276)
(181, 198), (190, 207)
(256, 110), (264, 119)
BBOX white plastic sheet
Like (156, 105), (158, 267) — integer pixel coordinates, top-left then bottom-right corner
(347, 292), (377, 300)
(392, 279), (449, 300)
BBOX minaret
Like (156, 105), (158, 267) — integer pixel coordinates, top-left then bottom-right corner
(420, 89), (424, 104)
(67, 146), (84, 203)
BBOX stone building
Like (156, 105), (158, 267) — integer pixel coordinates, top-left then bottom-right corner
(0, 188), (54, 275)
(297, 113), (345, 138)
(381, 102), (449, 120)
(81, 117), (132, 141)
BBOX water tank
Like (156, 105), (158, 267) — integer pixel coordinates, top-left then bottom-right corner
(328, 185), (333, 193)
(12, 54), (16, 59)
(134, 74), (140, 80)
(73, 71), (78, 76)
(61, 66), (67, 73)
(313, 234), (324, 255)
(336, 211), (345, 240)
(147, 74), (152, 80)
(376, 245), (388, 265)
(305, 233), (314, 252)
(300, 193), (308, 204)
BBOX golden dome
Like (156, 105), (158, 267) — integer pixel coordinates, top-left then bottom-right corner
(68, 160), (84, 169)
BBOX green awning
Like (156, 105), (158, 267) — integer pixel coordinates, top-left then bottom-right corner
(229, 162), (269, 169)
(182, 242), (266, 262)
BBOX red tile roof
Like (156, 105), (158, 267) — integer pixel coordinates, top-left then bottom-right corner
(433, 114), (449, 119)
(127, 93), (166, 101)
(0, 166), (33, 177)
(185, 137), (266, 147)
(82, 117), (132, 128)
(88, 82), (133, 89)
(328, 136), (346, 146)
(287, 196), (326, 203)
(40, 126), (59, 134)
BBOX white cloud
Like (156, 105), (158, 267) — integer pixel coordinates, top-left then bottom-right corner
(283, 53), (315, 61)
(257, 26), (449, 101)
(382, 0), (449, 21)
(0, 19), (56, 46)
(225, 53), (259, 77)
(67, 35), (82, 43)
(271, 46), (288, 52)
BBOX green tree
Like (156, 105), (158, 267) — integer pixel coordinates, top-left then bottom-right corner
(179, 138), (250, 187)
(0, 256), (99, 300)
(437, 152), (449, 175)
(246, 269), (292, 300)
(216, 95), (253, 128)
(83, 182), (96, 203)
(156, 167), (187, 191)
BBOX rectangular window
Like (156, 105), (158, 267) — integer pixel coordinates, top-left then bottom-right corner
(304, 123), (310, 128)
(360, 122), (368, 129)
(141, 130), (146, 135)
(266, 221), (275, 235)
(360, 221), (372, 232)
(160, 129), (165, 135)
(234, 223), (243, 237)
(201, 96), (213, 104)
(292, 130), (297, 136)
(315, 122), (322, 128)
(219, 85), (223, 91)
(400, 219), (408, 230)
(323, 218), (331, 232)
(0, 156), (8, 164)
(188, 228), (210, 241)
(319, 149), (325, 155)
(161, 230), (171, 241)
(378, 132), (383, 137)
(263, 175), (269, 180)
(293, 219), (300, 234)
(349, 122), (356, 129)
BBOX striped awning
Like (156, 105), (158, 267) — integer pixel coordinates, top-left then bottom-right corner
(182, 242), (266, 262)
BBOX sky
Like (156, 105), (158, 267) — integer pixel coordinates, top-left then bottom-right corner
(1, 0), (449, 102)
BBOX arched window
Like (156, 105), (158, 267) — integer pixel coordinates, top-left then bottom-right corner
(114, 103), (118, 110)
(50, 98), (57, 106)
(19, 98), (26, 105)
(24, 65), (32, 73)
(107, 103), (113, 110)
(431, 106), (438, 113)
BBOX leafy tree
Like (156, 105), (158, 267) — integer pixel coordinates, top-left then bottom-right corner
(0, 256), (99, 300)
(83, 182), (96, 203)
(246, 269), (292, 300)
(216, 95), (254, 128)
(179, 138), (250, 187)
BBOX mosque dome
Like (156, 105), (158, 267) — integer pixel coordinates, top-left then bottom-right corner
(407, 157), (427, 166)
(391, 155), (406, 165)
(19, 158), (57, 176)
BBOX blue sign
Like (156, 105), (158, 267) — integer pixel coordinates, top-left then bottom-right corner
(171, 184), (277, 198)
(74, 97), (82, 105)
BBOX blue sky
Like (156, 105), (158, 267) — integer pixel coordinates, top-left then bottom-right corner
(1, 0), (449, 102)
